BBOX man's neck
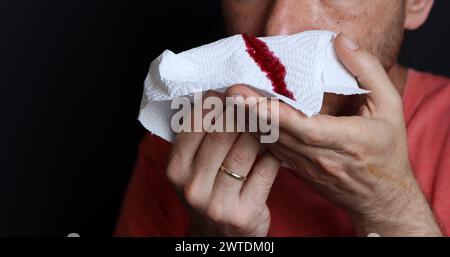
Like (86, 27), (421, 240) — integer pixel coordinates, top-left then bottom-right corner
(388, 63), (408, 96)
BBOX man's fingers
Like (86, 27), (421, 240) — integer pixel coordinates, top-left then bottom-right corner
(240, 151), (280, 204)
(265, 142), (322, 184)
(226, 84), (360, 148)
(334, 33), (403, 118)
(171, 91), (225, 167)
(276, 130), (351, 180)
(210, 133), (261, 205)
(187, 108), (240, 209)
(168, 91), (225, 188)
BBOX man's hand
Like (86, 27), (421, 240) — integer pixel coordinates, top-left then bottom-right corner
(166, 91), (280, 236)
(226, 33), (442, 236)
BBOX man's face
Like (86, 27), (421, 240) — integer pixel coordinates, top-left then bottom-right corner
(221, 0), (406, 69)
(221, 0), (407, 115)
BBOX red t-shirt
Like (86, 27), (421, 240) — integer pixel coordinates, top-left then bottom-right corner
(115, 69), (450, 236)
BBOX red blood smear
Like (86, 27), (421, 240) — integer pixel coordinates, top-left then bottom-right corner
(242, 34), (295, 100)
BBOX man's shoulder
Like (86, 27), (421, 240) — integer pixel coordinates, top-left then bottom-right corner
(408, 69), (450, 98)
(404, 69), (450, 124)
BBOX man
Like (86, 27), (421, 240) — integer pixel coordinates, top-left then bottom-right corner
(116, 0), (449, 236)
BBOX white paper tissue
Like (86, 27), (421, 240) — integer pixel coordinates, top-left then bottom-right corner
(138, 30), (369, 142)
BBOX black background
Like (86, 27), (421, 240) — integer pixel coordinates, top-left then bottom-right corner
(1, 1), (449, 236)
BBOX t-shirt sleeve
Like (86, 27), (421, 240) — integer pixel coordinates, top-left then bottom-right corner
(403, 70), (450, 236)
(114, 134), (190, 236)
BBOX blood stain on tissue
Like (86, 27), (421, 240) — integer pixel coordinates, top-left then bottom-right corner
(242, 34), (295, 100)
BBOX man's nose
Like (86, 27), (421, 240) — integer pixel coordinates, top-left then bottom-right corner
(262, 0), (319, 36)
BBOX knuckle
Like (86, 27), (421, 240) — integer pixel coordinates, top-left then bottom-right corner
(343, 143), (363, 159)
(229, 216), (249, 229)
(205, 132), (228, 145)
(166, 167), (181, 186)
(301, 130), (322, 146)
(183, 182), (205, 210)
(229, 209), (261, 230)
(225, 84), (248, 96)
(350, 159), (366, 172)
(228, 147), (252, 167)
(312, 155), (327, 167)
(166, 155), (185, 186)
(314, 156), (345, 175)
(204, 91), (224, 105)
(205, 203), (227, 225)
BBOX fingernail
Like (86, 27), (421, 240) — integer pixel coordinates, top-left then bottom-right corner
(341, 33), (359, 51)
